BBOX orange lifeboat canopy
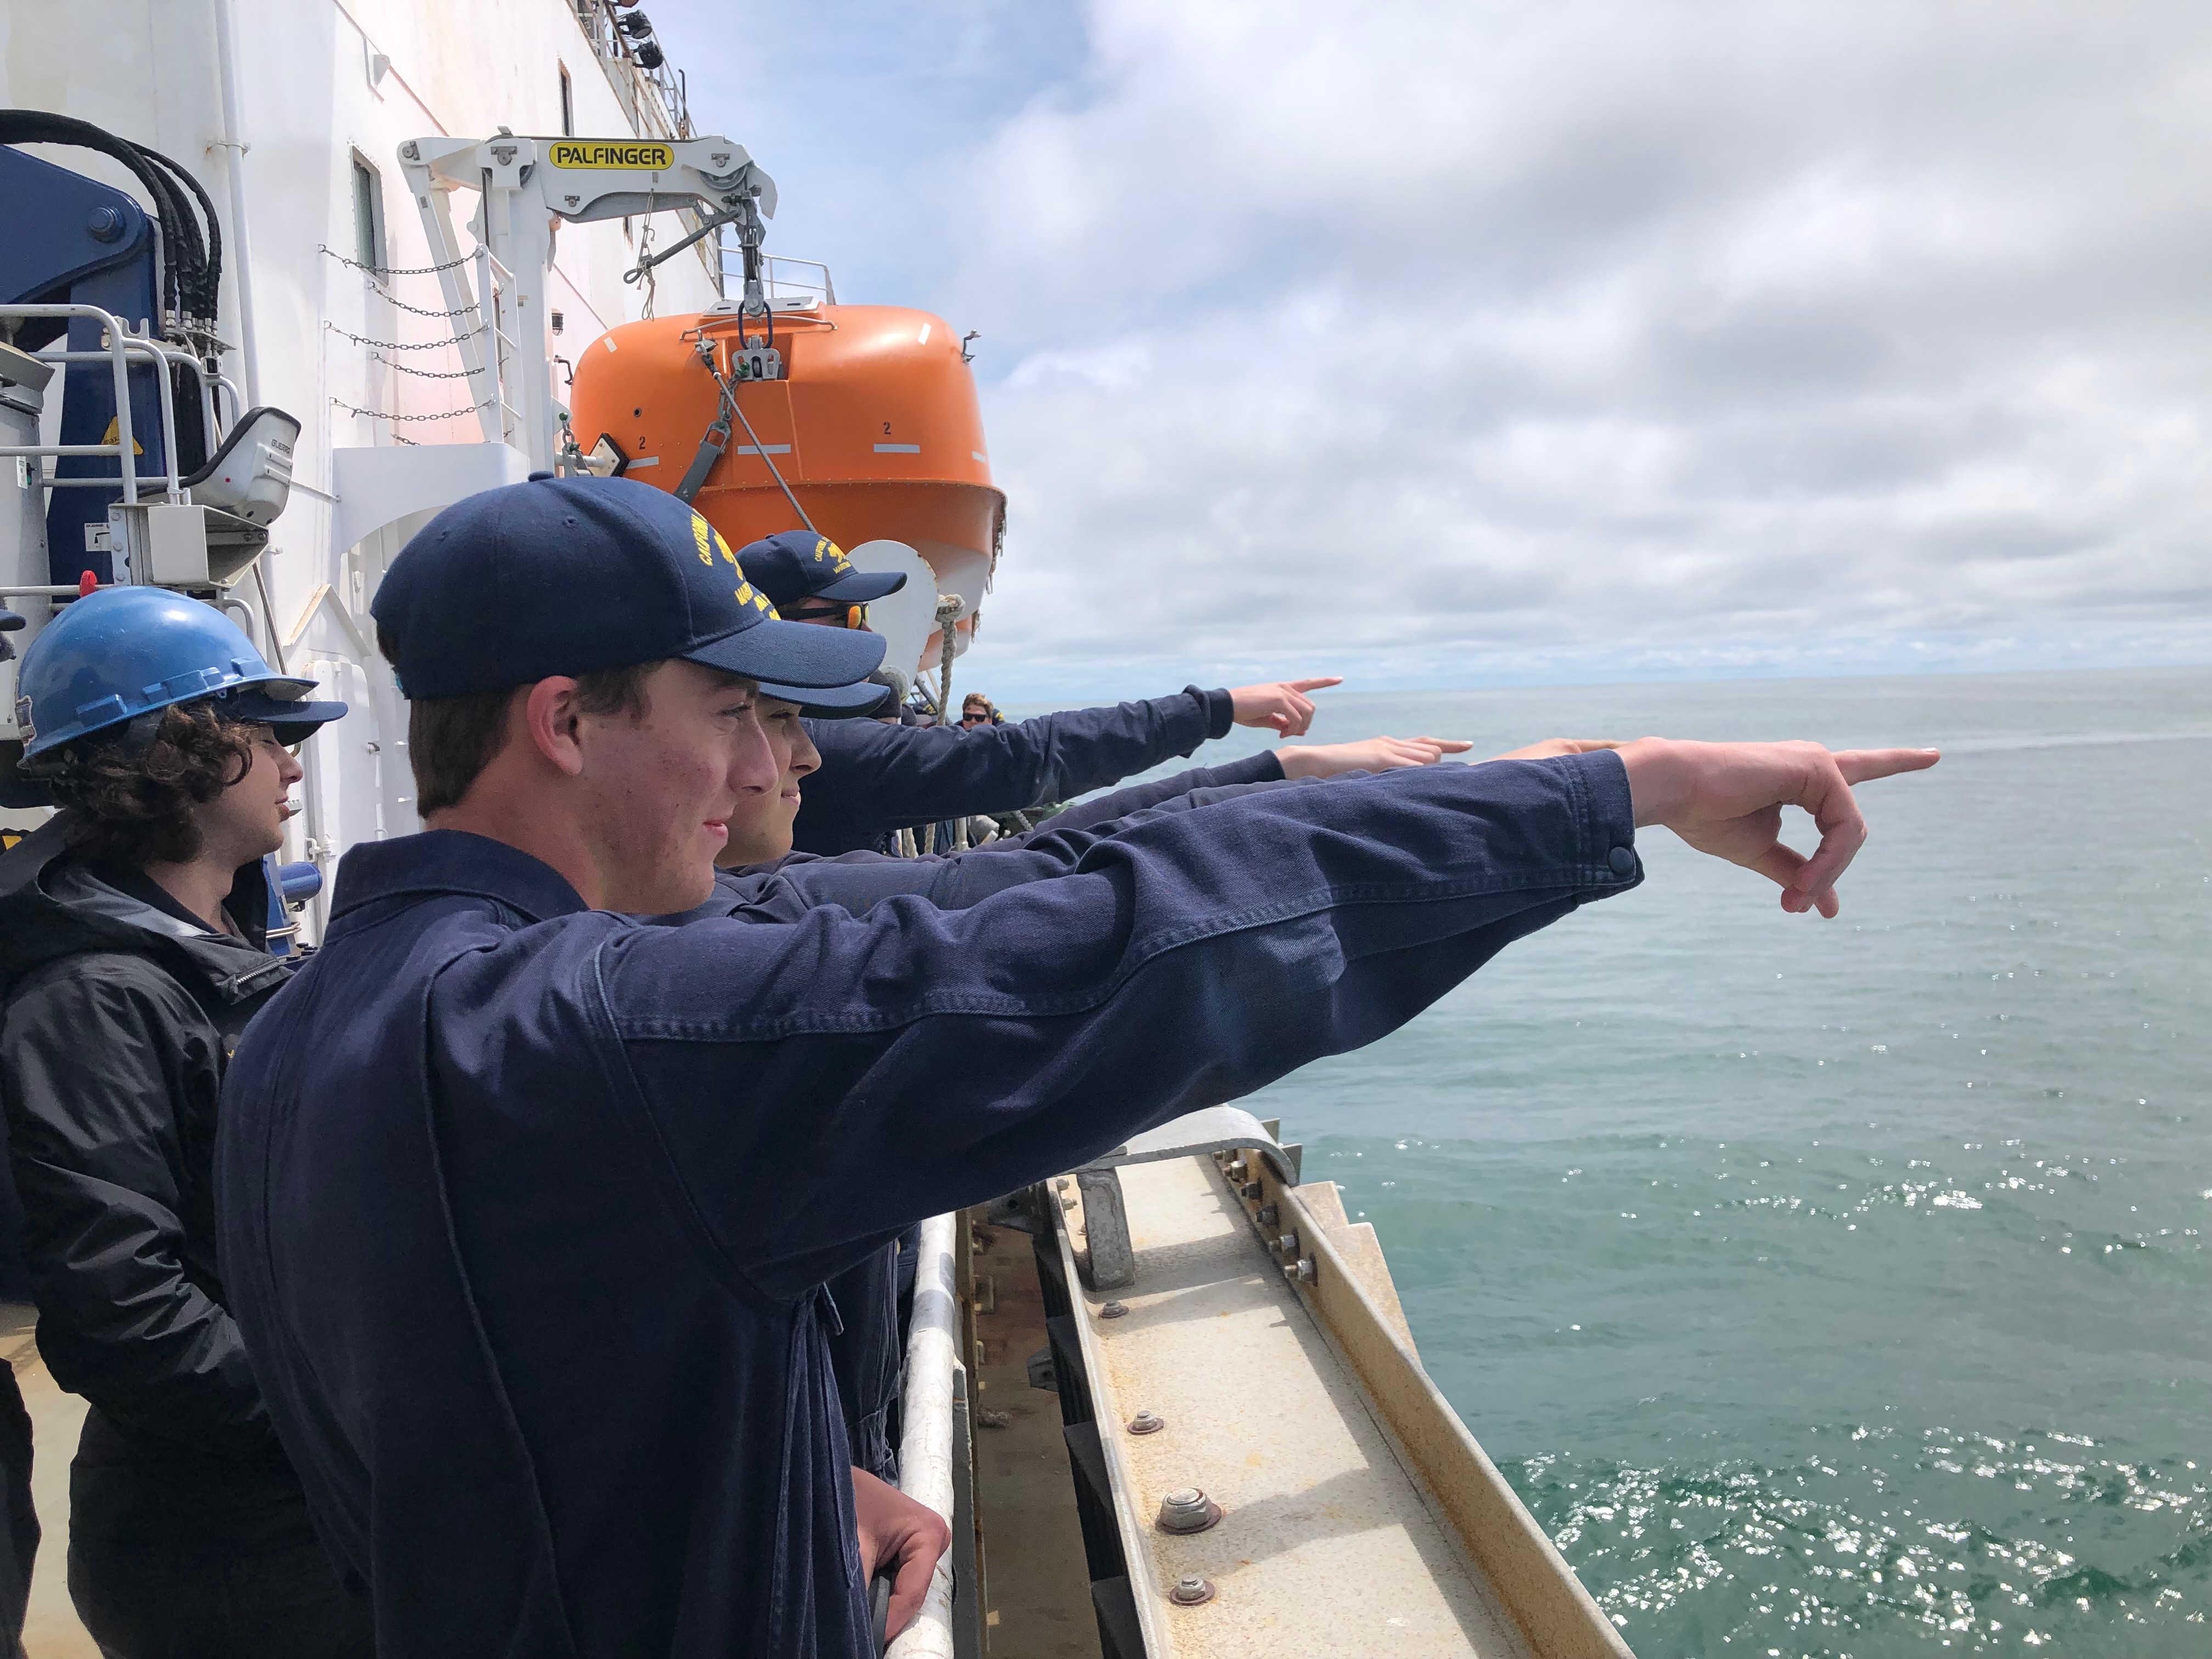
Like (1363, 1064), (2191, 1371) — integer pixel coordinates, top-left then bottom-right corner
(569, 304), (1002, 663)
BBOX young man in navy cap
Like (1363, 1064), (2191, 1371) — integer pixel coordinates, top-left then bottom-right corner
(216, 475), (1937, 1657)
(735, 528), (1468, 854)
(686, 658), (1482, 1486)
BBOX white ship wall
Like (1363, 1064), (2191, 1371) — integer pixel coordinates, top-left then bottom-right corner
(3, 0), (724, 933)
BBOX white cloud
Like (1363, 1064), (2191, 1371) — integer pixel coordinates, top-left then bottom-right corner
(664, 0), (2212, 697)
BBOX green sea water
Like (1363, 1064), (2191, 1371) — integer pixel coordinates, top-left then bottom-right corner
(1045, 667), (2212, 1657)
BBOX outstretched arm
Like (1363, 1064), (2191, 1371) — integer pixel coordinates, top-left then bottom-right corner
(795, 686), (1240, 854)
(1277, 735), (1474, 778)
(1009, 729), (1464, 838)
(1010, 752), (1288, 839)
(525, 740), (1937, 1296)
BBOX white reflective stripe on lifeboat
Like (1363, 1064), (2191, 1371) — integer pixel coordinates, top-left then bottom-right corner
(874, 443), (919, 454)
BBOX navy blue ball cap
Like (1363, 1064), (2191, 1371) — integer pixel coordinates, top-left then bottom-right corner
(372, 477), (884, 698)
(755, 675), (894, 719)
(214, 685), (352, 746)
(737, 530), (908, 607)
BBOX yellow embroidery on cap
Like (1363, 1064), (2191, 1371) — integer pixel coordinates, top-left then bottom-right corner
(691, 515), (713, 567)
(732, 580), (772, 614)
(714, 531), (739, 568)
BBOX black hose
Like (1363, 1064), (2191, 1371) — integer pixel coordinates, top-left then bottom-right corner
(139, 145), (224, 326)
(0, 110), (223, 346)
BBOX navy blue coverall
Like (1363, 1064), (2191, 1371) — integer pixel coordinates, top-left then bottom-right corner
(214, 753), (1641, 1658)
(704, 752), (1288, 1478)
(718, 753), (1290, 928)
(793, 685), (1236, 854)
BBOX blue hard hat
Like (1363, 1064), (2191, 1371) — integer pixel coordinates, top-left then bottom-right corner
(14, 586), (349, 760)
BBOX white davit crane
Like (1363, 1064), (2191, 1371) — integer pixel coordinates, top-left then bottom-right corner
(397, 131), (778, 473)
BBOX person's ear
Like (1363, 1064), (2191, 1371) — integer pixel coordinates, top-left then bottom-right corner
(522, 678), (588, 778)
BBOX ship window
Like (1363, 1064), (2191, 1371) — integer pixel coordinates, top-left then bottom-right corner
(559, 64), (575, 137)
(350, 154), (386, 276)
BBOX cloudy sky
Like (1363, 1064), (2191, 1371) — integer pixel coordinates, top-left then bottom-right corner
(656, 0), (2209, 699)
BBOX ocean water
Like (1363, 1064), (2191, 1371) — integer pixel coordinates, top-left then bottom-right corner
(1047, 667), (2212, 1657)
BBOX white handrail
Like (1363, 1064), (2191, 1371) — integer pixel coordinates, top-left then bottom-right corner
(885, 1211), (960, 1659)
(0, 304), (143, 506)
(8, 329), (189, 502)
(36, 339), (215, 458)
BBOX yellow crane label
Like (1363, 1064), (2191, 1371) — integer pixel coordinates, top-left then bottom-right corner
(548, 141), (673, 171)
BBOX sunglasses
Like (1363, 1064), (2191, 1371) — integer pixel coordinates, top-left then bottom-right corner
(783, 602), (867, 629)
(960, 710), (991, 725)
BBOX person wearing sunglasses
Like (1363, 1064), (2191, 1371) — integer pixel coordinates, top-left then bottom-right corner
(732, 532), (902, 636)
(736, 531), (1425, 857)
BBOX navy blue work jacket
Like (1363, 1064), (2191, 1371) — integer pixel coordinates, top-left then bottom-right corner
(792, 684), (1234, 854)
(215, 753), (1640, 1658)
(697, 752), (1292, 1480)
(710, 753), (1292, 927)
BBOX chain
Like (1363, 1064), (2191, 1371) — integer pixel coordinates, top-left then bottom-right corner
(371, 354), (489, 381)
(374, 290), (485, 321)
(318, 243), (478, 278)
(329, 395), (495, 423)
(325, 320), (489, 351)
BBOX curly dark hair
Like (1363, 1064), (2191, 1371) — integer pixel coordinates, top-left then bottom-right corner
(41, 701), (257, 867)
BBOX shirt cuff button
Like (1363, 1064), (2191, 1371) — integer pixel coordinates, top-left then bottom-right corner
(1607, 845), (1635, 877)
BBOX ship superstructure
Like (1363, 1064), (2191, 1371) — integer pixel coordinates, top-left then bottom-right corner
(1, 7), (1636, 1656)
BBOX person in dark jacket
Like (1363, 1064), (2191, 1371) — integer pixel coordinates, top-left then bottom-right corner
(0, 588), (363, 1658)
(216, 477), (1937, 1657)
(692, 701), (1472, 1481)
(0, 1328), (31, 1656)
(735, 527), (1368, 854)
(0, 603), (36, 1653)
(692, 695), (1463, 1479)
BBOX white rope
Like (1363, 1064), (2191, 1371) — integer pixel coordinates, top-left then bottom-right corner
(934, 596), (968, 853)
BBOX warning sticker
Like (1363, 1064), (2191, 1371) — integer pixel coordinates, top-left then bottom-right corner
(548, 141), (674, 171)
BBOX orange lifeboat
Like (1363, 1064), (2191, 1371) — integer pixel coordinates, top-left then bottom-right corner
(568, 304), (1003, 670)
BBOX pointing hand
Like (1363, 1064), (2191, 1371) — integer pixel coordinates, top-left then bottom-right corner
(1616, 739), (1941, 917)
(1277, 735), (1475, 778)
(1228, 677), (1342, 738)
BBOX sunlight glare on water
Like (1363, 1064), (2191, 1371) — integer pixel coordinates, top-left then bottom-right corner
(1049, 667), (2212, 1657)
